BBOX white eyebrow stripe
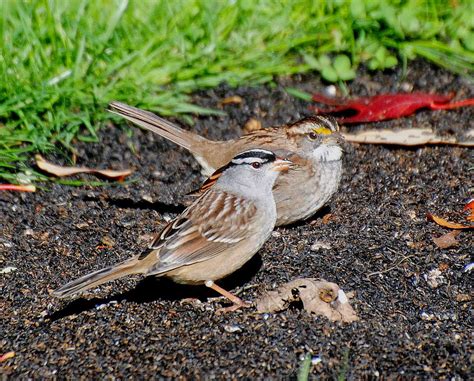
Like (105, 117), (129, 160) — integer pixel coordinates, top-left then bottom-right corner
(231, 157), (266, 165)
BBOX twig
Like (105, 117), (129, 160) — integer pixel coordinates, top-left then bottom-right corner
(366, 254), (416, 279)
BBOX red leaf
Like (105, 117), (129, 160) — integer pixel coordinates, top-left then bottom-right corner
(0, 184), (36, 192)
(311, 92), (474, 124)
(464, 199), (474, 221)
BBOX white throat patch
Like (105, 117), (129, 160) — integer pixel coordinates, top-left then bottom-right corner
(312, 145), (343, 162)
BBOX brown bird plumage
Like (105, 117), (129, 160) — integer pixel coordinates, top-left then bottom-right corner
(108, 101), (344, 226)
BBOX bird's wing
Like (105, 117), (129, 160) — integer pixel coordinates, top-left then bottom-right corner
(145, 189), (257, 275)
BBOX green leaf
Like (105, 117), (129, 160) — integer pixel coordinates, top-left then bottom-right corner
(302, 53), (321, 70)
(334, 55), (356, 80)
(297, 353), (312, 381)
(285, 87), (313, 101)
(384, 56), (398, 68)
(321, 66), (338, 82)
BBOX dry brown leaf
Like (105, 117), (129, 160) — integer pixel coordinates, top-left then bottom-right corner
(256, 278), (358, 323)
(427, 213), (473, 229)
(342, 128), (474, 147)
(432, 230), (461, 249)
(243, 118), (262, 133)
(36, 155), (132, 180)
(219, 95), (243, 105)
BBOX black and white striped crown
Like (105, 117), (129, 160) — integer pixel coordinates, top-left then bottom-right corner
(230, 149), (276, 166)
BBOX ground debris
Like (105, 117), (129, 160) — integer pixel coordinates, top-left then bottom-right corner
(0, 184), (36, 192)
(219, 95), (243, 106)
(310, 241), (332, 251)
(427, 213), (473, 229)
(0, 266), (17, 274)
(256, 278), (358, 323)
(35, 154), (132, 180)
(432, 230), (460, 249)
(0, 352), (15, 362)
(342, 128), (474, 147)
(424, 269), (446, 288)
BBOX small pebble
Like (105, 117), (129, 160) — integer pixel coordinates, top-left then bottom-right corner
(420, 312), (435, 321)
(223, 325), (242, 333)
(424, 268), (445, 288)
(311, 356), (322, 365)
(0, 266), (17, 274)
(337, 289), (348, 304)
(400, 82), (413, 92)
(324, 85), (337, 97)
(310, 241), (332, 251)
(141, 194), (154, 203)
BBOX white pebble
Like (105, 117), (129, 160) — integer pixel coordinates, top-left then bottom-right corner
(0, 266), (17, 274)
(223, 325), (242, 333)
(337, 289), (348, 304)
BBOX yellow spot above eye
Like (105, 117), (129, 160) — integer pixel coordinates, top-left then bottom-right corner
(313, 126), (332, 135)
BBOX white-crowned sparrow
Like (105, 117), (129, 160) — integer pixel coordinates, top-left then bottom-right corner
(109, 101), (343, 226)
(53, 149), (291, 312)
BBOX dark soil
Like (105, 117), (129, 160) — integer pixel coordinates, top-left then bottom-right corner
(1, 60), (473, 379)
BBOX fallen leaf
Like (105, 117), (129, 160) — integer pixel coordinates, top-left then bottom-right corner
(311, 92), (474, 124)
(464, 199), (474, 221)
(243, 118), (262, 133)
(35, 155), (132, 180)
(0, 351), (15, 362)
(342, 128), (474, 147)
(256, 278), (358, 323)
(219, 96), (243, 105)
(0, 184), (36, 192)
(432, 230), (461, 249)
(427, 213), (473, 229)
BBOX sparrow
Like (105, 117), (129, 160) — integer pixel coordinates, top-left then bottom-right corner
(53, 149), (291, 312)
(108, 101), (343, 226)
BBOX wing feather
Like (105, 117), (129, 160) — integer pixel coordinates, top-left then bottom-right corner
(146, 189), (257, 275)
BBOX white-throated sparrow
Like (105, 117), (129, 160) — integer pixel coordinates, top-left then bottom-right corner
(109, 101), (343, 226)
(53, 149), (291, 312)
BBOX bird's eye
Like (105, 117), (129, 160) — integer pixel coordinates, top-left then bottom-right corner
(251, 162), (262, 169)
(308, 132), (318, 140)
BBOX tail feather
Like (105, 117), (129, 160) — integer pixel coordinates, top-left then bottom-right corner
(108, 101), (207, 150)
(52, 258), (142, 299)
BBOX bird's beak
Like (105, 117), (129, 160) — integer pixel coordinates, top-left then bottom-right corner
(321, 131), (345, 145)
(272, 158), (293, 172)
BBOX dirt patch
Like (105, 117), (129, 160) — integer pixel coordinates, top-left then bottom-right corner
(1, 60), (472, 378)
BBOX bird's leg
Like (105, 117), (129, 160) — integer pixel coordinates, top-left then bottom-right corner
(205, 280), (251, 314)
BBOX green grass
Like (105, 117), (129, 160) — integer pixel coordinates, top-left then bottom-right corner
(1, 0), (473, 184)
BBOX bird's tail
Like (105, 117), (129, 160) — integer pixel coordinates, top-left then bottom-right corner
(52, 257), (143, 299)
(108, 101), (209, 151)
